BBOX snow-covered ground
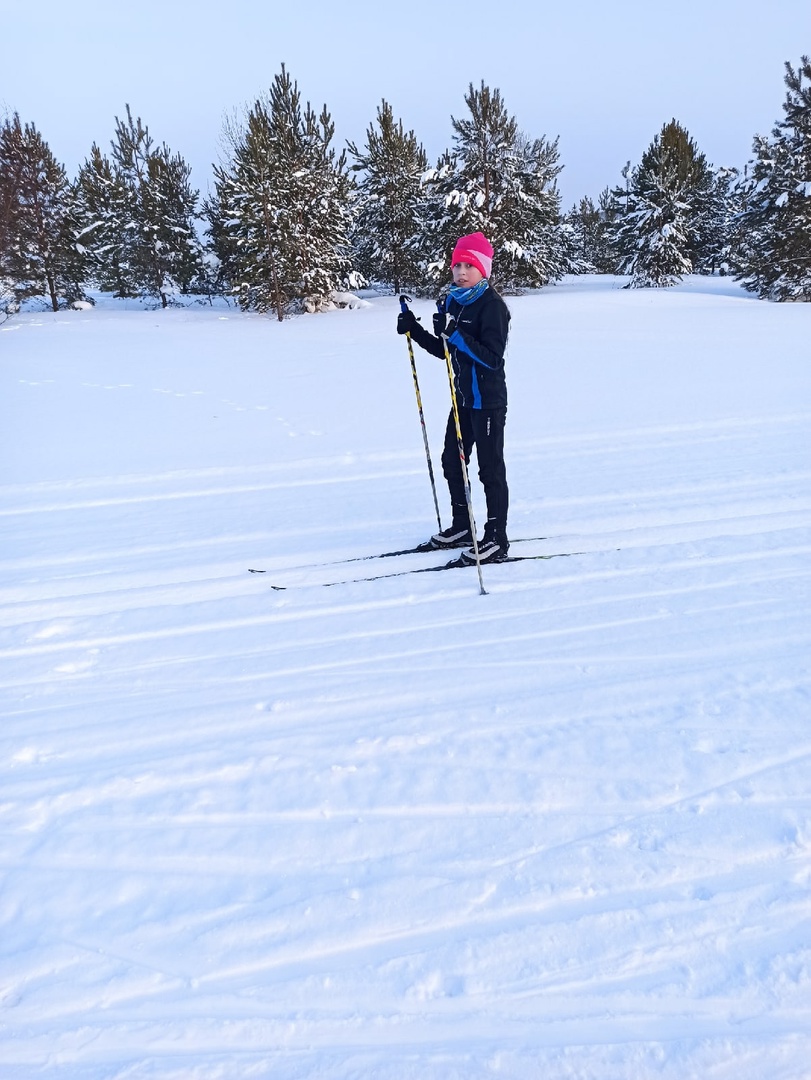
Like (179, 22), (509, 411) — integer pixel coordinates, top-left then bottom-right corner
(1, 277), (810, 1079)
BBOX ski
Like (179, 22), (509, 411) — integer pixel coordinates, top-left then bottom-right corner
(247, 534), (551, 575)
(248, 541), (434, 575)
(264, 549), (583, 591)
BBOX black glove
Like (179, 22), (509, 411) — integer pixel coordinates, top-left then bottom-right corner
(397, 309), (418, 336)
(433, 311), (457, 338)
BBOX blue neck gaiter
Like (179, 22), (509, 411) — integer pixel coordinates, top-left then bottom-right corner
(447, 280), (489, 307)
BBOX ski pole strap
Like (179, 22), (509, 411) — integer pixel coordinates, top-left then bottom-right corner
(399, 294), (412, 314)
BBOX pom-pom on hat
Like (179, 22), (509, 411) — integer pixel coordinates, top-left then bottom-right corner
(451, 232), (493, 279)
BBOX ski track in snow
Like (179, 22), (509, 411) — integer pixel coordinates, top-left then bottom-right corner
(1, 280), (810, 1079)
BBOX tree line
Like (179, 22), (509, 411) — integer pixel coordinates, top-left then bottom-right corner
(1, 56), (809, 319)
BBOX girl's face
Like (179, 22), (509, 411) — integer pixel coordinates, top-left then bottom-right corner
(452, 261), (483, 288)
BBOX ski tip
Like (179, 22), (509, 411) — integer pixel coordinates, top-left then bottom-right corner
(374, 541), (437, 557)
(248, 568), (266, 573)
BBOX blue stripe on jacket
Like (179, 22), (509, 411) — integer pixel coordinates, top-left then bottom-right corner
(448, 329), (491, 408)
(448, 328), (498, 370)
(470, 367), (482, 409)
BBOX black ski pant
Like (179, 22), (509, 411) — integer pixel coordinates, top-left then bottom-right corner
(441, 405), (509, 539)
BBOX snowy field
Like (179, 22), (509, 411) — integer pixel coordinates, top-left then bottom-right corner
(1, 276), (810, 1079)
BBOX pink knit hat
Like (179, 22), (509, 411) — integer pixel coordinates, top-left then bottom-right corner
(451, 232), (493, 279)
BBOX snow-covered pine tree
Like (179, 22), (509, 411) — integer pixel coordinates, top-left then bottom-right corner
(207, 67), (355, 319)
(733, 56), (811, 301)
(598, 186), (627, 273)
(108, 106), (205, 307)
(562, 192), (621, 274)
(206, 98), (285, 314)
(612, 120), (718, 287)
(0, 114), (85, 310)
(269, 77), (356, 314)
(421, 82), (566, 291)
(693, 166), (739, 276)
(145, 148), (207, 301)
(499, 132), (568, 289)
(347, 100), (428, 294)
(418, 149), (460, 289)
(562, 197), (599, 273)
(72, 143), (133, 296)
(0, 114), (19, 317)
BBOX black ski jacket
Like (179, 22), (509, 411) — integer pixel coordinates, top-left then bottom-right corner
(410, 287), (510, 410)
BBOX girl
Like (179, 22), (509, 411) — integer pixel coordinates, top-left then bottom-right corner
(397, 232), (511, 563)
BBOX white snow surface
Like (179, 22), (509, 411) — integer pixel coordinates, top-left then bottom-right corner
(1, 277), (810, 1079)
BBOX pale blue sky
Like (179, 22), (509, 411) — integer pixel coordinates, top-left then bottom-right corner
(4, 0), (809, 207)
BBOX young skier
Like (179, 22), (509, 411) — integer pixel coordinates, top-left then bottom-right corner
(397, 231), (511, 563)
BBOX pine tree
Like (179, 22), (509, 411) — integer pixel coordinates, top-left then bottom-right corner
(206, 66), (356, 319)
(421, 82), (566, 291)
(0, 114), (85, 310)
(347, 100), (428, 293)
(268, 74), (356, 313)
(597, 186), (626, 273)
(562, 193), (620, 274)
(206, 98), (281, 314)
(563, 197), (598, 273)
(733, 56), (811, 301)
(693, 166), (738, 276)
(108, 106), (205, 307)
(0, 113), (20, 316)
(418, 150), (460, 288)
(72, 143), (132, 296)
(611, 120), (719, 287)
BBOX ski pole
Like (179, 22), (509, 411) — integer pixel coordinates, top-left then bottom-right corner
(399, 295), (442, 533)
(436, 298), (486, 596)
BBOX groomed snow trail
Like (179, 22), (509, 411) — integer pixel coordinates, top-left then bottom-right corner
(1, 279), (810, 1079)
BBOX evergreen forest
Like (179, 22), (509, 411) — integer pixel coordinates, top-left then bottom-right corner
(2, 56), (810, 318)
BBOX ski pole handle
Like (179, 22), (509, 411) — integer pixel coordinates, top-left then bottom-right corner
(436, 297), (455, 338)
(399, 294), (412, 314)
